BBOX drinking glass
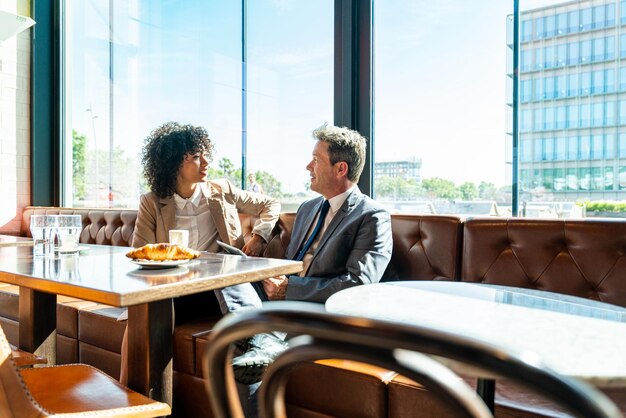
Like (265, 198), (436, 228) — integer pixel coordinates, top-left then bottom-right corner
(53, 215), (82, 252)
(169, 229), (189, 248)
(30, 215), (55, 256)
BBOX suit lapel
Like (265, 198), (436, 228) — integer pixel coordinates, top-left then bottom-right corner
(314, 188), (361, 256)
(203, 182), (231, 243)
(292, 198), (325, 254)
(159, 196), (177, 240)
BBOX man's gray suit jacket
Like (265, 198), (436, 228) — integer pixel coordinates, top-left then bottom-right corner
(284, 187), (393, 303)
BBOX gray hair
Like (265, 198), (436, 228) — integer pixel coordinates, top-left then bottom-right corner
(312, 124), (367, 182)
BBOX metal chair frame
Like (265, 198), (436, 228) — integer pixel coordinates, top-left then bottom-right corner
(203, 301), (622, 418)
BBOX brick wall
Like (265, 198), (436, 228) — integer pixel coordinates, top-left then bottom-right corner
(0, 1), (31, 234)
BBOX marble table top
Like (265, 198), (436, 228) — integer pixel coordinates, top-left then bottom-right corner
(0, 243), (302, 307)
(0, 235), (34, 247)
(326, 281), (626, 387)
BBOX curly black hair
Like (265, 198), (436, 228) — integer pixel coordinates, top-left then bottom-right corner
(141, 122), (214, 198)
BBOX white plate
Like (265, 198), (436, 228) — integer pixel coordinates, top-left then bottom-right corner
(129, 259), (190, 269)
(55, 246), (89, 254)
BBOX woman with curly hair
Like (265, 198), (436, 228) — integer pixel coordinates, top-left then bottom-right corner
(133, 121), (276, 254)
(123, 122), (287, 395)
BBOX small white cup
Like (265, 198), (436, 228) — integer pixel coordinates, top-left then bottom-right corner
(169, 230), (189, 248)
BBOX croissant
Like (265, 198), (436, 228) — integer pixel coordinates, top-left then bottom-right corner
(126, 243), (200, 261)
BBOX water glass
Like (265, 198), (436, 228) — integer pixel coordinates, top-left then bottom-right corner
(30, 215), (55, 256)
(54, 215), (82, 252)
(169, 229), (189, 248)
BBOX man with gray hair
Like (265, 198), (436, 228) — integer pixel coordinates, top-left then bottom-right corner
(234, 123), (393, 383)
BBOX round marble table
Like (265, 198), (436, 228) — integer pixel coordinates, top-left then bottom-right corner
(326, 281), (626, 388)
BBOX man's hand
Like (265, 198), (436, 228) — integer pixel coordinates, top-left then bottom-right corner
(241, 234), (265, 256)
(263, 275), (288, 300)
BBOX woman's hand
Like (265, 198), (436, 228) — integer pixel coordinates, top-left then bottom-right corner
(241, 234), (265, 256)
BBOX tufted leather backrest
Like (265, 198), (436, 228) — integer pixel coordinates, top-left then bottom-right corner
(21, 207), (464, 282)
(386, 215), (463, 281)
(462, 218), (626, 307)
(21, 207), (138, 247)
(21, 206), (293, 255)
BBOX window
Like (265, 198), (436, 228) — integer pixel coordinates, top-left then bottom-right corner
(64, 1), (244, 207)
(374, 0), (511, 214)
(544, 137), (554, 160)
(620, 100), (626, 124)
(567, 73), (578, 96)
(556, 136), (566, 160)
(521, 19), (533, 42)
(556, 44), (567, 67)
(606, 36), (615, 60)
(619, 133), (626, 158)
(606, 69), (615, 93)
(568, 10), (580, 33)
(568, 41), (579, 65)
(592, 37), (605, 62)
(592, 70), (604, 94)
(605, 134), (615, 158)
(534, 138), (543, 161)
(555, 105), (566, 129)
(63, 1), (332, 208)
(591, 167), (602, 190)
(605, 167), (614, 190)
(567, 136), (578, 160)
(581, 72), (591, 95)
(580, 135), (591, 159)
(591, 134), (603, 159)
(535, 16), (545, 39)
(521, 138), (532, 162)
(246, 1), (334, 207)
(606, 101), (616, 125)
(556, 12), (567, 35)
(580, 40), (592, 63)
(607, 3), (616, 26)
(534, 108), (544, 131)
(521, 79), (533, 102)
(592, 5), (605, 29)
(544, 76), (556, 99)
(581, 7), (593, 31)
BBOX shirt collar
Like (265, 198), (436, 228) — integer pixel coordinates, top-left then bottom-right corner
(174, 185), (203, 210)
(328, 184), (356, 214)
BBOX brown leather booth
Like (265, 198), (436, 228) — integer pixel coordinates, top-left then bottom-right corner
(386, 217), (626, 417)
(5, 208), (626, 417)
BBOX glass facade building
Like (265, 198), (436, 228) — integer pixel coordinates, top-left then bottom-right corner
(514, 0), (626, 201)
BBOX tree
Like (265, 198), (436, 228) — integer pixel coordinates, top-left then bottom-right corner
(478, 181), (498, 200)
(374, 176), (423, 200)
(458, 181), (478, 200)
(72, 130), (87, 200)
(255, 171), (283, 198)
(218, 158), (235, 178)
(422, 177), (459, 200)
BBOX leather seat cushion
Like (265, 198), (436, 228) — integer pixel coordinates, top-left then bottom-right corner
(21, 364), (170, 415)
(174, 317), (221, 376)
(78, 304), (126, 353)
(284, 360), (397, 418)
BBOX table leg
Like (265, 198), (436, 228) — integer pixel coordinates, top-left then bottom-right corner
(127, 299), (174, 405)
(476, 378), (495, 413)
(18, 288), (56, 364)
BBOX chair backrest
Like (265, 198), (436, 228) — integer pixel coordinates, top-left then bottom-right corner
(0, 325), (47, 417)
(203, 302), (622, 418)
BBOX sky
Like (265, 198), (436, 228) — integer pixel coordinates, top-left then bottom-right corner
(68, 0), (567, 203)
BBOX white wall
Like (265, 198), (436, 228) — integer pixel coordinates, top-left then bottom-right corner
(0, 1), (31, 234)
